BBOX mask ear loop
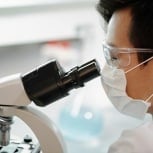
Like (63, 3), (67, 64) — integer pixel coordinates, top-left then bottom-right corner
(125, 56), (153, 74)
(125, 56), (153, 116)
(145, 93), (153, 102)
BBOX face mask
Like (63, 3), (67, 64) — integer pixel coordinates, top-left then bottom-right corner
(101, 57), (153, 119)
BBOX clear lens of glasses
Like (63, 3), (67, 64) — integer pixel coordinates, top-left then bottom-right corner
(103, 44), (130, 68)
(102, 42), (153, 68)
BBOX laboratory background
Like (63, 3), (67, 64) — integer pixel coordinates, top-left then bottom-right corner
(0, 0), (152, 153)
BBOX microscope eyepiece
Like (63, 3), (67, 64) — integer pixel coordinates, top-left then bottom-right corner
(62, 60), (100, 90)
(22, 59), (100, 106)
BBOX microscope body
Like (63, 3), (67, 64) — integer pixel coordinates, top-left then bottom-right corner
(0, 59), (100, 153)
(0, 73), (31, 106)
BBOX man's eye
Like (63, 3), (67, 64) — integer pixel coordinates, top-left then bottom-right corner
(111, 56), (118, 61)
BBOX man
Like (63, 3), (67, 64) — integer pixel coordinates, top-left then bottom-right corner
(97, 0), (153, 152)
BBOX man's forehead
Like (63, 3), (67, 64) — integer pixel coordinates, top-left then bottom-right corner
(106, 8), (133, 48)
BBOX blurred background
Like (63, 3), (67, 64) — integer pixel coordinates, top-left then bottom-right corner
(0, 0), (152, 153)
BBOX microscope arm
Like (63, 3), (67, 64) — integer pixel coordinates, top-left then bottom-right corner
(0, 105), (66, 153)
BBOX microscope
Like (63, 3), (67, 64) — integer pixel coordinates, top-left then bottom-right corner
(0, 59), (100, 153)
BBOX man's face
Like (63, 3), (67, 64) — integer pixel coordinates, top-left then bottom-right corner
(105, 8), (153, 112)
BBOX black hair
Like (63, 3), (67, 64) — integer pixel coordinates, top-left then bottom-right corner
(97, 0), (153, 64)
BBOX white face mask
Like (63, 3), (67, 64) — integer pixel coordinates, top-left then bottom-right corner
(101, 57), (153, 119)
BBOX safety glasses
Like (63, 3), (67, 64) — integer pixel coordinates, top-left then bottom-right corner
(102, 42), (153, 68)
